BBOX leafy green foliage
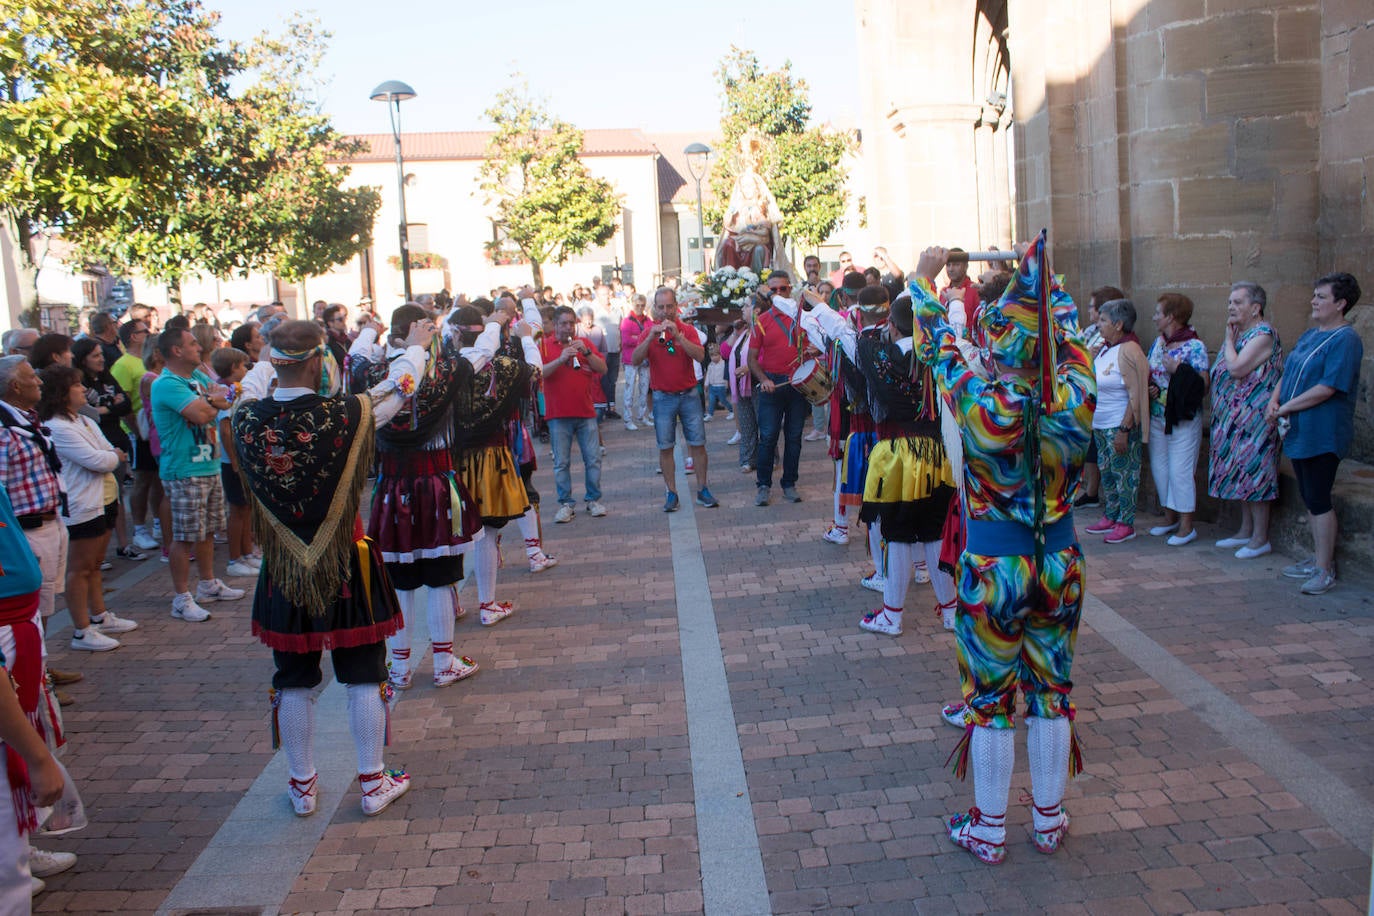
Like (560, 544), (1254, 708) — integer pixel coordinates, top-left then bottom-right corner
(0, 1), (377, 284)
(478, 82), (620, 287)
(707, 47), (850, 252)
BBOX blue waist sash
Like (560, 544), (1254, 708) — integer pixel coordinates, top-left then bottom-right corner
(965, 514), (1077, 557)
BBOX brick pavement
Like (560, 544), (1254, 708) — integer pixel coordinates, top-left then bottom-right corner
(28, 413), (1374, 914)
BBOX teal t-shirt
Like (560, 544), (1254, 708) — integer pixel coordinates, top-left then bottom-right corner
(150, 368), (219, 480)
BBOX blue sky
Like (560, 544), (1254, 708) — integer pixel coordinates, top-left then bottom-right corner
(215, 0), (861, 136)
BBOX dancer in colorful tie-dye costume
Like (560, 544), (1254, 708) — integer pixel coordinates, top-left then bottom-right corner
(908, 235), (1096, 864)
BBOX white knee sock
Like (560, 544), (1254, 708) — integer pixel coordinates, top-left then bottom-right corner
(1027, 716), (1072, 830)
(426, 585), (455, 671)
(346, 683), (387, 776)
(868, 525), (885, 576)
(883, 540), (917, 611)
(517, 508), (543, 558)
(386, 588), (414, 676)
(475, 527), (499, 604)
(924, 539), (956, 606)
(276, 688), (315, 781)
(970, 725), (1015, 840)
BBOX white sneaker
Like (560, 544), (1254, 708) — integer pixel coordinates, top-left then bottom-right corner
(1234, 543), (1272, 559)
(171, 593), (211, 622)
(587, 501), (608, 518)
(728, 432), (741, 445)
(29, 848), (75, 878)
(226, 560), (259, 578)
(554, 504), (575, 524)
(132, 527), (160, 551)
(91, 610), (138, 634)
(861, 573), (886, 593)
(703, 414), (713, 422)
(529, 552), (559, 574)
(70, 628), (120, 652)
(242, 554), (263, 568)
(480, 601), (514, 626)
(196, 578), (245, 602)
(359, 768), (410, 816)
(726, 412), (734, 420)
(913, 561), (931, 585)
(859, 609), (902, 636)
(625, 420), (639, 431)
(822, 525), (850, 545)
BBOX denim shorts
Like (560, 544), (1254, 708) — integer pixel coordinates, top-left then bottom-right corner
(652, 388), (706, 451)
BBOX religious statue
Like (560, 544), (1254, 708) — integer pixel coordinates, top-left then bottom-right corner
(714, 132), (792, 275)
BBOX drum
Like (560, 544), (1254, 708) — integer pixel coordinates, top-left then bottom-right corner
(791, 358), (834, 406)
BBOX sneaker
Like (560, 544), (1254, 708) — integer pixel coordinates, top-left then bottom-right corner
(685, 457), (695, 473)
(196, 578), (245, 602)
(70, 628), (119, 652)
(359, 768), (410, 816)
(941, 702), (968, 728)
(554, 504), (575, 524)
(29, 848), (76, 878)
(288, 773), (318, 817)
(663, 490), (680, 512)
(726, 412), (734, 420)
(99, 561), (113, 571)
(151, 519), (162, 538)
(740, 463), (754, 474)
(948, 809), (1007, 865)
(754, 487), (770, 507)
(480, 600), (514, 626)
(1073, 493), (1099, 509)
(48, 668), (83, 686)
(625, 420), (639, 431)
(1215, 536), (1249, 548)
(226, 560), (259, 578)
(822, 525), (849, 545)
(1033, 808), (1070, 855)
(1282, 557), (1317, 579)
(1300, 569), (1336, 595)
(804, 429), (825, 441)
(782, 486), (802, 503)
(171, 593), (211, 622)
(703, 414), (713, 422)
(913, 561), (930, 584)
(655, 465), (663, 475)
(115, 545), (147, 561)
(1148, 523), (1179, 537)
(1103, 523), (1136, 544)
(90, 610), (138, 634)
(242, 553), (263, 568)
(1084, 517), (1114, 534)
(727, 431), (741, 445)
(529, 552), (559, 574)
(861, 573), (886, 593)
(587, 501), (608, 518)
(387, 667), (413, 690)
(434, 655), (480, 687)
(159, 548), (169, 564)
(859, 609), (902, 636)
(1166, 530), (1197, 546)
(696, 488), (719, 509)
(132, 527), (160, 550)
(1234, 543), (1272, 560)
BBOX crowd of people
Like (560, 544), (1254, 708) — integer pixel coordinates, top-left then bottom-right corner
(0, 245), (1364, 900)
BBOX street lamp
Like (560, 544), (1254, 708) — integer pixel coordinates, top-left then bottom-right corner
(683, 142), (711, 273)
(370, 80), (418, 303)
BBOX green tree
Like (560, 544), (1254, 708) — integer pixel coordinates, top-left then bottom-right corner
(0, 1), (377, 304)
(707, 47), (850, 253)
(479, 82), (620, 288)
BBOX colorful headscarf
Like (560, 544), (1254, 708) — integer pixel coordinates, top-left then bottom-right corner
(269, 343), (338, 397)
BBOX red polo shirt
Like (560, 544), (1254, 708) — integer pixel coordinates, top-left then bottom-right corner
(540, 335), (602, 419)
(749, 307), (803, 376)
(645, 320), (701, 392)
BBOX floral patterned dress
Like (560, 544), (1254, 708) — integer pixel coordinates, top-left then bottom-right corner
(1208, 322), (1283, 501)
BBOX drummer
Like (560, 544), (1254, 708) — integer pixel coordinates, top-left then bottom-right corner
(748, 271), (818, 506)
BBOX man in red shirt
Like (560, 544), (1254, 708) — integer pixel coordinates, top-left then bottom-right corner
(748, 271), (809, 505)
(940, 248), (980, 337)
(629, 288), (716, 512)
(539, 307), (607, 524)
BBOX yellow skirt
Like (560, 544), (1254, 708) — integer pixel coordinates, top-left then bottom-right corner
(455, 444), (529, 527)
(862, 435), (954, 504)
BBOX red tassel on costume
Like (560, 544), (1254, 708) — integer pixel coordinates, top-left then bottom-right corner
(945, 723), (974, 781)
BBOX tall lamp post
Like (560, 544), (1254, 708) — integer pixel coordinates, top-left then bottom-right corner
(683, 142), (711, 274)
(370, 80), (418, 303)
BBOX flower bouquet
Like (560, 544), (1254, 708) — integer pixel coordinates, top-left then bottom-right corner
(684, 266), (772, 322)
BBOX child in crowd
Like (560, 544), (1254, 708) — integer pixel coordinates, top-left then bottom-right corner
(704, 342), (730, 421)
(210, 347), (259, 578)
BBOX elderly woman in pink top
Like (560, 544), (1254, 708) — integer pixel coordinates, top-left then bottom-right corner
(720, 313), (757, 472)
(619, 294), (653, 430)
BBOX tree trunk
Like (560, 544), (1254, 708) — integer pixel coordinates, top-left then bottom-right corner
(530, 259), (544, 289)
